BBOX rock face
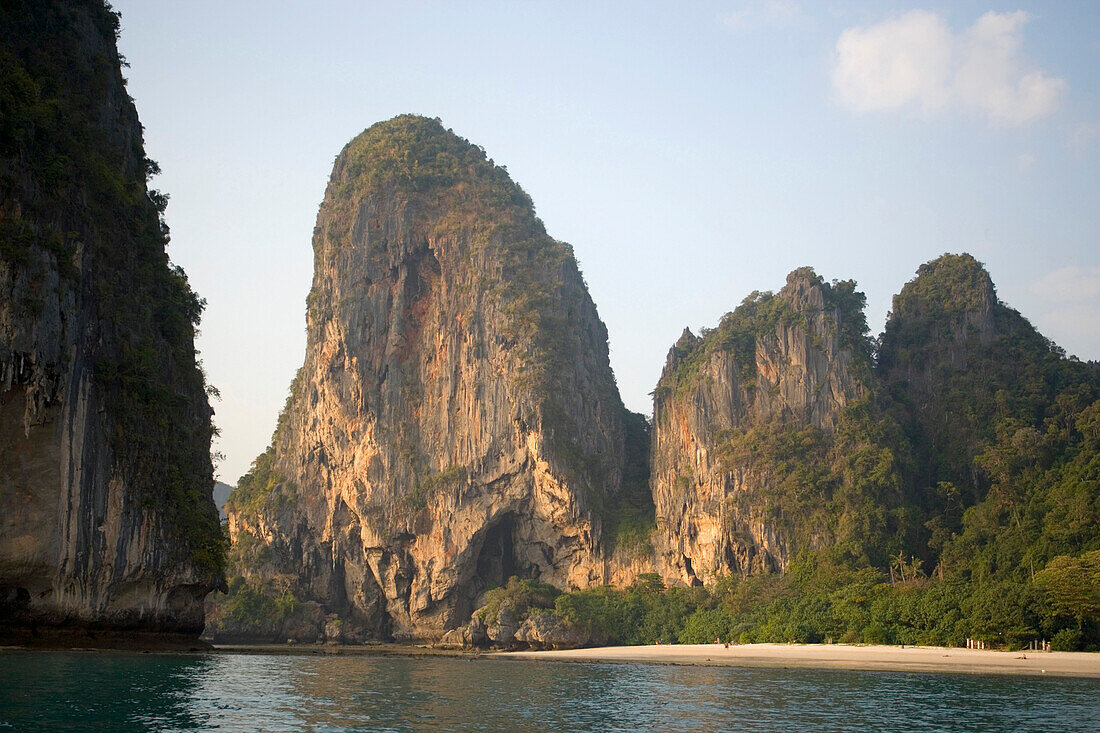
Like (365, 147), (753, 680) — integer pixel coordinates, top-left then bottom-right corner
(0, 1), (222, 639)
(225, 116), (648, 641)
(651, 269), (874, 584)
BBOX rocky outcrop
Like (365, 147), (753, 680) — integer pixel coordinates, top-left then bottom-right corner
(877, 252), (1072, 506)
(434, 575), (598, 650)
(0, 1), (222, 640)
(514, 610), (596, 649)
(437, 606), (595, 651)
(216, 239), (1093, 644)
(222, 116), (649, 641)
(651, 269), (874, 584)
(878, 253), (999, 396)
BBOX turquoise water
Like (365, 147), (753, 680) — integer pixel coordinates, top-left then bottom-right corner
(2, 651), (1099, 731)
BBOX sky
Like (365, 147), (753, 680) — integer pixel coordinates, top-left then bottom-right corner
(111, 1), (1100, 486)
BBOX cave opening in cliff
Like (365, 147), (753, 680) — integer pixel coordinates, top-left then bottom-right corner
(476, 514), (518, 587)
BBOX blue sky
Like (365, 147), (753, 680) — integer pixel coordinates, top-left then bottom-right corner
(112, 1), (1100, 485)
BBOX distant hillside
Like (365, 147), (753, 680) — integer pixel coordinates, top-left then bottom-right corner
(213, 482), (233, 521)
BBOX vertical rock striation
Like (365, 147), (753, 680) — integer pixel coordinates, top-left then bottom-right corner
(0, 1), (222, 640)
(650, 269), (883, 583)
(224, 116), (648, 641)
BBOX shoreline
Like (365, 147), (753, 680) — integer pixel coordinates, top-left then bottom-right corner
(498, 643), (1100, 678)
(0, 630), (211, 652)
(4, 639), (1100, 678)
(211, 642), (477, 659)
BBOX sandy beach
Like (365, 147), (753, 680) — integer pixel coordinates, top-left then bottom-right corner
(497, 643), (1100, 678)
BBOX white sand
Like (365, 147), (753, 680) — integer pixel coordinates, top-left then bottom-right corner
(497, 643), (1100, 678)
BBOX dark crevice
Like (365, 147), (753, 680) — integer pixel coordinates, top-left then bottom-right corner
(476, 514), (517, 588)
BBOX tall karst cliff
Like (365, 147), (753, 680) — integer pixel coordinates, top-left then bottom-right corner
(651, 269), (912, 585)
(0, 1), (223, 640)
(222, 115), (649, 641)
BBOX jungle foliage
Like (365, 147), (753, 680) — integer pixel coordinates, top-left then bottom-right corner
(550, 548), (1100, 650)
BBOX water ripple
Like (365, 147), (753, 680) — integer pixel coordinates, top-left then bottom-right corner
(1, 651), (1098, 731)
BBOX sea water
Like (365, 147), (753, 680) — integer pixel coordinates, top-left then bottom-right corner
(2, 651), (1099, 731)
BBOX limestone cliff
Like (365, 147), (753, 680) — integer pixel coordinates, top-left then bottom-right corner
(651, 268), (901, 583)
(0, 1), (222, 640)
(220, 116), (648, 642)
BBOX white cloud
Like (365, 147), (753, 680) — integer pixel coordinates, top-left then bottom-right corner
(1016, 152), (1036, 170)
(833, 11), (953, 113)
(954, 12), (1065, 125)
(1029, 266), (1100, 303)
(718, 1), (806, 33)
(832, 10), (1065, 125)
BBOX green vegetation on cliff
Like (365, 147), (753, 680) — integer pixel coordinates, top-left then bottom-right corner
(336, 114), (532, 210)
(225, 368), (303, 520)
(226, 447), (297, 517)
(879, 252), (1085, 506)
(661, 268), (872, 394)
(876, 255), (1100, 596)
(1, 1), (224, 576)
(598, 410), (655, 555)
(203, 530), (312, 640)
(711, 395), (915, 568)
